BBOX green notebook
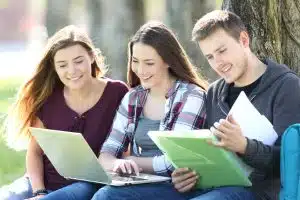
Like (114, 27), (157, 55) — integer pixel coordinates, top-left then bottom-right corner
(148, 129), (252, 189)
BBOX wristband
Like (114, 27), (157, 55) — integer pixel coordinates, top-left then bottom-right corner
(33, 188), (48, 197)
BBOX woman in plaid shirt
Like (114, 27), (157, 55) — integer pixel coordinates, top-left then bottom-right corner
(91, 21), (208, 200)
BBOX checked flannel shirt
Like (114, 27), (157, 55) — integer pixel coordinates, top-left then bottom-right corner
(100, 80), (206, 176)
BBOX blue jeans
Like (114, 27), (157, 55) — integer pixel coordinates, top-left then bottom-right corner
(0, 176), (33, 200)
(0, 176), (99, 200)
(91, 182), (185, 200)
(187, 186), (257, 200)
(91, 182), (258, 200)
(40, 182), (101, 200)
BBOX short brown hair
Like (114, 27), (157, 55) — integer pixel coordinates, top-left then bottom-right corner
(192, 10), (247, 42)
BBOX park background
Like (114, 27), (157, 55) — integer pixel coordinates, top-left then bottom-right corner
(0, 0), (299, 186)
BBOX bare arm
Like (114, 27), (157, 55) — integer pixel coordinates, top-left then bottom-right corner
(26, 118), (45, 192)
(125, 156), (153, 173)
(99, 153), (118, 171)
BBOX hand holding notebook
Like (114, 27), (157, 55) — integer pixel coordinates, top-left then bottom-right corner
(148, 130), (252, 189)
(229, 91), (278, 145)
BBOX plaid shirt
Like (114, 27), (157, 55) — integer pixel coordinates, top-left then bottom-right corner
(101, 80), (206, 175)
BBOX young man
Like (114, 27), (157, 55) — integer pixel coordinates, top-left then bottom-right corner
(172, 10), (300, 200)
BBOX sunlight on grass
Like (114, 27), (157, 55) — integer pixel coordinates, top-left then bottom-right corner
(0, 139), (26, 186)
(0, 77), (26, 186)
(0, 101), (10, 114)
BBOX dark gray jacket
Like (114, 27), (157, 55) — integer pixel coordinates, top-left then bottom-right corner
(205, 59), (300, 200)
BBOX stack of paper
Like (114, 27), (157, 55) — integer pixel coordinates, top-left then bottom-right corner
(229, 91), (278, 145)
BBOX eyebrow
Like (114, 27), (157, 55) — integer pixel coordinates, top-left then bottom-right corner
(204, 45), (225, 57)
(73, 56), (84, 60)
(55, 56), (84, 63)
(214, 45), (225, 53)
(132, 56), (154, 62)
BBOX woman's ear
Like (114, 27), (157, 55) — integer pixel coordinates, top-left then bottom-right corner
(89, 52), (95, 64)
(164, 63), (170, 70)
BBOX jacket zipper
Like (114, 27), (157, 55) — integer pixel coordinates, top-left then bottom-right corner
(218, 101), (228, 116)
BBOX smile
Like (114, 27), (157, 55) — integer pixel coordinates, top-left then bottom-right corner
(67, 75), (82, 81)
(222, 65), (231, 72)
(140, 76), (152, 81)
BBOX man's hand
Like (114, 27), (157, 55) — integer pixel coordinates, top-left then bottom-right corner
(209, 115), (247, 154)
(171, 168), (198, 193)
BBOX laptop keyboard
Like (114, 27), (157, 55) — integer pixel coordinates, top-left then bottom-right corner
(109, 172), (148, 181)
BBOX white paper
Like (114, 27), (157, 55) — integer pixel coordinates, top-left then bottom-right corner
(228, 91), (278, 145)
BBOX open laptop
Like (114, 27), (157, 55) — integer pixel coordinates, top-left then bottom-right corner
(30, 127), (170, 186)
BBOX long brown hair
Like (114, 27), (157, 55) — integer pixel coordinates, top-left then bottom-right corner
(5, 25), (105, 150)
(127, 21), (208, 90)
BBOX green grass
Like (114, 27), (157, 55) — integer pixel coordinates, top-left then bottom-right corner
(0, 77), (26, 186)
(0, 139), (26, 186)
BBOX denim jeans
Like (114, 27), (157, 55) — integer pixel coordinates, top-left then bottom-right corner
(0, 176), (99, 200)
(91, 182), (258, 200)
(91, 182), (185, 200)
(0, 176), (33, 200)
(186, 186), (257, 200)
(40, 182), (101, 200)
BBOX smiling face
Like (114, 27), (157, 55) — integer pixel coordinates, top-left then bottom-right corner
(54, 44), (94, 90)
(199, 28), (250, 86)
(131, 42), (171, 90)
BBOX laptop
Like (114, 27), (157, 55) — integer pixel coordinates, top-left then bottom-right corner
(30, 127), (170, 186)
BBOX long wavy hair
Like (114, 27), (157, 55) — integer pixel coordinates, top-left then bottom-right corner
(4, 25), (105, 150)
(127, 21), (208, 90)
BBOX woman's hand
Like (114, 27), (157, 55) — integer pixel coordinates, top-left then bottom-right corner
(113, 158), (141, 176)
(171, 168), (198, 193)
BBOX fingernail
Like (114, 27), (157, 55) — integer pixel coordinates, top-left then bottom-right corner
(220, 119), (225, 123)
(214, 122), (220, 128)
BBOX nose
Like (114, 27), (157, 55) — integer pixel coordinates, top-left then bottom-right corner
(215, 54), (224, 69)
(136, 64), (146, 76)
(67, 63), (76, 75)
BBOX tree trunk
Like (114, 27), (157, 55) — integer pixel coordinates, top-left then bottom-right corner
(281, 0), (300, 73)
(86, 0), (102, 48)
(89, 0), (144, 81)
(165, 0), (217, 82)
(46, 0), (71, 37)
(222, 0), (300, 74)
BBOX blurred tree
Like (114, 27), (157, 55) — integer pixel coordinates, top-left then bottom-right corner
(46, 0), (71, 37)
(222, 0), (300, 74)
(89, 0), (144, 81)
(165, 0), (218, 82)
(86, 0), (101, 48)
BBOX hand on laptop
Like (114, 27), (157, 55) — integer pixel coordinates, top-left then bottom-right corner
(113, 159), (141, 176)
(171, 168), (198, 193)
